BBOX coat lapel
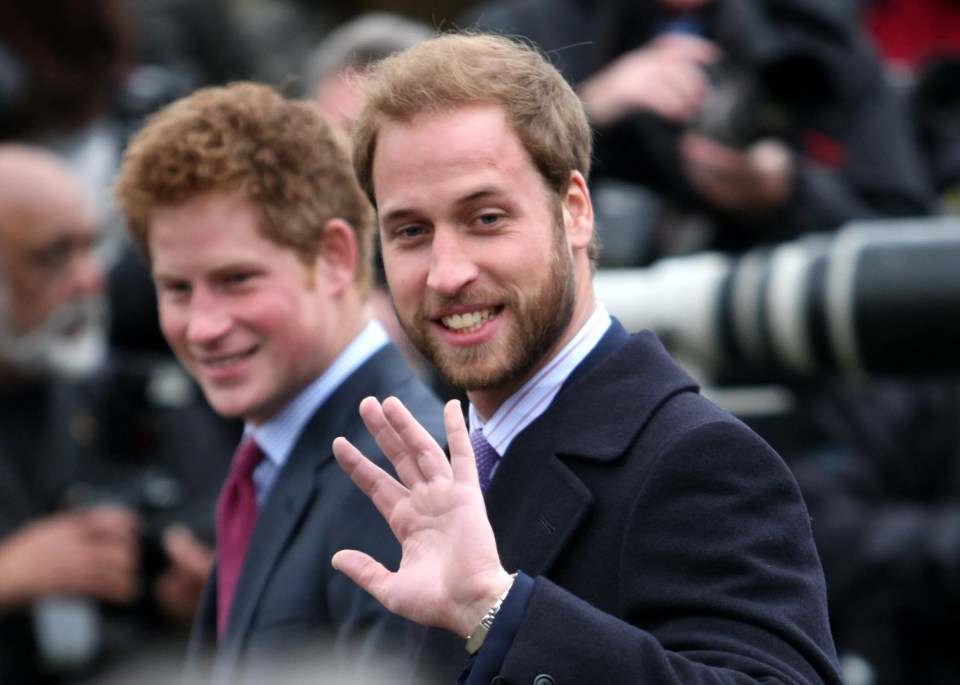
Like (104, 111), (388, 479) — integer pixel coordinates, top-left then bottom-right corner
(221, 415), (330, 644)
(486, 450), (594, 577)
(221, 344), (412, 645)
(483, 324), (698, 579)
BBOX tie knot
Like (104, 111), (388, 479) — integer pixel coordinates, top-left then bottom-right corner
(232, 437), (263, 478)
(470, 428), (500, 491)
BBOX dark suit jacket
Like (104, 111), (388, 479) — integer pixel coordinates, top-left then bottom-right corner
(185, 343), (444, 684)
(413, 323), (842, 684)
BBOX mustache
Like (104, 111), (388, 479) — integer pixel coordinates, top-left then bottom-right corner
(46, 293), (110, 336)
(0, 292), (109, 378)
(408, 288), (509, 317)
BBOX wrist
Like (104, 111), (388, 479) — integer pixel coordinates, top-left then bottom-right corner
(464, 572), (517, 654)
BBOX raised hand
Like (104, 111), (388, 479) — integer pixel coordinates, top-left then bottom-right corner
(332, 396), (514, 638)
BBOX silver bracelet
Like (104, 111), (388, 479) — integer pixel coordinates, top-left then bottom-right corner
(464, 573), (518, 655)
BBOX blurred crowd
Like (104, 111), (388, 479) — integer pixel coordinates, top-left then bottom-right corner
(1, 0), (959, 683)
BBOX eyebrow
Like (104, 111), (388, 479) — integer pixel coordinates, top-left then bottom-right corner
(27, 231), (97, 261)
(381, 187), (507, 226)
(152, 259), (258, 282)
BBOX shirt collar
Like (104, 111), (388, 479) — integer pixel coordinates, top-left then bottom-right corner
(246, 319), (390, 468)
(468, 301), (611, 455)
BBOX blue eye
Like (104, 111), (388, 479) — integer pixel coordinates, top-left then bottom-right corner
(159, 280), (190, 295)
(399, 225), (426, 237)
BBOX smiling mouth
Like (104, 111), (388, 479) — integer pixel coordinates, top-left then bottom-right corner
(440, 307), (501, 332)
(203, 349), (254, 369)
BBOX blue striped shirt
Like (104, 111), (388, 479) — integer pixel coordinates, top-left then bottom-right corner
(245, 319), (390, 505)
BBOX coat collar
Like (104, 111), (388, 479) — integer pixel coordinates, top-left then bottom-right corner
(483, 324), (698, 577)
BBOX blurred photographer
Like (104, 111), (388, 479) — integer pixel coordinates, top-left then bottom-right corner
(0, 143), (138, 684)
(462, 0), (936, 262)
(0, 144), (237, 683)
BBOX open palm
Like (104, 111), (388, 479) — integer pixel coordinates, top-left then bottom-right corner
(332, 397), (513, 637)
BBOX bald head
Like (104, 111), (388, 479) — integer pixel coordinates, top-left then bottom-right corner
(0, 144), (97, 252)
(0, 144), (108, 380)
(0, 143), (82, 199)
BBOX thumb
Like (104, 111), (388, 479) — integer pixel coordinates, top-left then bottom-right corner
(332, 549), (392, 606)
(163, 525), (213, 576)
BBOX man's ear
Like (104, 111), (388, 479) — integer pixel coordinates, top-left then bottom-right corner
(562, 171), (594, 250)
(316, 218), (358, 294)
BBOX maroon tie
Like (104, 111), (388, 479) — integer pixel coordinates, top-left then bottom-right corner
(215, 437), (263, 637)
(470, 428), (500, 491)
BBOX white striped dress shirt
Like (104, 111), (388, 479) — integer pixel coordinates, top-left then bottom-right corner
(468, 301), (612, 468)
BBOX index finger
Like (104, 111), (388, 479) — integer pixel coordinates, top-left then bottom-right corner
(380, 396), (453, 482)
(652, 32), (722, 63)
(82, 506), (142, 539)
(357, 396), (430, 486)
(443, 400), (478, 486)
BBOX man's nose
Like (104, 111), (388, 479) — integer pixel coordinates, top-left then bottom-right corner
(67, 248), (106, 298)
(185, 289), (232, 344)
(426, 228), (480, 296)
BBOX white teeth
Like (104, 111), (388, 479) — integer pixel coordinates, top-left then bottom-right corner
(208, 353), (247, 368)
(442, 309), (495, 332)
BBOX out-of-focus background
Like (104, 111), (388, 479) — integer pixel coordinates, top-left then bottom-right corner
(2, 1), (960, 684)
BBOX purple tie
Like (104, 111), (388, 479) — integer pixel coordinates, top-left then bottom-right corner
(215, 437), (263, 638)
(470, 428), (500, 491)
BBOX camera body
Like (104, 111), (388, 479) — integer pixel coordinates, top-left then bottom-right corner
(62, 470), (194, 590)
(33, 470), (202, 677)
(686, 0), (842, 149)
(693, 59), (810, 149)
